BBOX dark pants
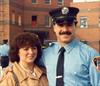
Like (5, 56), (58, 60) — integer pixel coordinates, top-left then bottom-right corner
(0, 56), (9, 68)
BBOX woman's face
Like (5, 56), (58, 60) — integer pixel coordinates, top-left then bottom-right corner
(18, 46), (38, 64)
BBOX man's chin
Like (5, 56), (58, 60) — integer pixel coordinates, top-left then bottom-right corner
(62, 39), (72, 44)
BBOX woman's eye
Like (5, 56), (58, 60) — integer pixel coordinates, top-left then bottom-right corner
(32, 47), (37, 50)
(23, 46), (37, 51)
(24, 48), (29, 50)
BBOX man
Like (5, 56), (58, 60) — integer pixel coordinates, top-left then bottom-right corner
(40, 6), (100, 86)
(0, 40), (9, 68)
(1, 6), (100, 86)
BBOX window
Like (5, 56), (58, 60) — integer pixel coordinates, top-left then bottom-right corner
(12, 13), (15, 24)
(18, 15), (21, 26)
(73, 0), (100, 2)
(45, 16), (51, 27)
(57, 0), (64, 6)
(32, 0), (37, 4)
(98, 17), (100, 27)
(44, 0), (51, 4)
(80, 16), (88, 28)
(32, 15), (37, 27)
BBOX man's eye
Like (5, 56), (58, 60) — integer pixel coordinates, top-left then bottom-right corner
(57, 23), (73, 27)
(67, 24), (73, 26)
(57, 23), (65, 27)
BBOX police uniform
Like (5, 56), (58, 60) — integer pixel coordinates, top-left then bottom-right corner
(40, 7), (100, 86)
(0, 40), (9, 68)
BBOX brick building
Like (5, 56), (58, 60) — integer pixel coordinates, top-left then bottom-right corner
(0, 0), (70, 44)
(0, 0), (100, 52)
(0, 0), (24, 43)
(70, 1), (100, 52)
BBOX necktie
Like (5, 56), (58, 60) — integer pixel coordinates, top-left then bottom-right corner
(56, 47), (65, 86)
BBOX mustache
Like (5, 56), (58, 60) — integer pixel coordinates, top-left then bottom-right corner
(59, 31), (72, 35)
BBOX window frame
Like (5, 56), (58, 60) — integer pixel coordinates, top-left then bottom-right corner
(32, 0), (37, 4)
(44, 0), (51, 5)
(98, 16), (100, 27)
(12, 13), (15, 24)
(44, 15), (51, 27)
(57, 0), (64, 6)
(18, 15), (22, 26)
(80, 16), (88, 28)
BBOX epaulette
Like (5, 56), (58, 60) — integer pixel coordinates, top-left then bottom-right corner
(48, 42), (55, 47)
(42, 42), (55, 49)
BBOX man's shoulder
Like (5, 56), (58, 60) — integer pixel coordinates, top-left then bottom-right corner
(79, 41), (95, 50)
(0, 70), (14, 84)
(78, 41), (99, 55)
(43, 42), (57, 50)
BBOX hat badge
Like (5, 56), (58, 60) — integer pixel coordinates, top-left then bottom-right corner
(61, 7), (69, 15)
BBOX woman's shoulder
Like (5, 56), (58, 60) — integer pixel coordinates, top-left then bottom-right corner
(0, 63), (18, 82)
(0, 62), (20, 86)
(1, 71), (13, 80)
(0, 71), (15, 86)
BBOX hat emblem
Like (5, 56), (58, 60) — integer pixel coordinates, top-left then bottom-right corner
(61, 7), (69, 15)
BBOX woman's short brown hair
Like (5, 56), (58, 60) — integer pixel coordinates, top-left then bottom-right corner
(9, 32), (42, 65)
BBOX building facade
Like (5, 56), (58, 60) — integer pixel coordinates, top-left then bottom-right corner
(70, 1), (100, 52)
(0, 0), (24, 43)
(0, 0), (100, 52)
(0, 0), (70, 44)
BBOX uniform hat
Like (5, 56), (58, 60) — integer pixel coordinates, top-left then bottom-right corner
(49, 6), (79, 24)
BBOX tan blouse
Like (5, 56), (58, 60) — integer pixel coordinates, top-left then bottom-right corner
(0, 62), (48, 86)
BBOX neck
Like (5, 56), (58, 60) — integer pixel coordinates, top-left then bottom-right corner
(58, 39), (74, 47)
(58, 41), (70, 47)
(19, 61), (34, 72)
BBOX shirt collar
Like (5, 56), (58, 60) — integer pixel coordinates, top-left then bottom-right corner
(13, 62), (44, 83)
(51, 39), (78, 54)
(64, 39), (78, 53)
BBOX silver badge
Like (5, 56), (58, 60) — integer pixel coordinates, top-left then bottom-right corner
(61, 7), (69, 15)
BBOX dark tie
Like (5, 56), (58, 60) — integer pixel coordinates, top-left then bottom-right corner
(56, 47), (65, 86)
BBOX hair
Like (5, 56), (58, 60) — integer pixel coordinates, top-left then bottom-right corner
(9, 32), (42, 65)
(3, 39), (8, 44)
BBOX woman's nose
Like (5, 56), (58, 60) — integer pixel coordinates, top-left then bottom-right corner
(62, 26), (69, 31)
(28, 48), (33, 54)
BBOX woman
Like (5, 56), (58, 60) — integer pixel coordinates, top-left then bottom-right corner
(0, 32), (48, 86)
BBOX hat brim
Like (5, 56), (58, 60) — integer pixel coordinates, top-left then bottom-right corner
(54, 17), (75, 24)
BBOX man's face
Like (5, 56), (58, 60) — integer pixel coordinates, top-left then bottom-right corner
(53, 22), (75, 45)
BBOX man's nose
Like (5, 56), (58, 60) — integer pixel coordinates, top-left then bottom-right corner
(62, 26), (69, 31)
